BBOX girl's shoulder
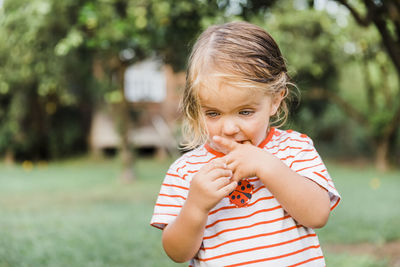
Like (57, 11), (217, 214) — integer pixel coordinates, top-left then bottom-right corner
(272, 128), (313, 140)
(167, 144), (215, 175)
(265, 128), (315, 149)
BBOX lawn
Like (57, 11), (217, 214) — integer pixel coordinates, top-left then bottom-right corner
(0, 157), (399, 266)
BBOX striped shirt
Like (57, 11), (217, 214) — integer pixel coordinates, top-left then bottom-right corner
(150, 128), (341, 266)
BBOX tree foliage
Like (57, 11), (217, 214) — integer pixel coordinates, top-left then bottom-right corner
(0, 0), (95, 160)
(331, 0), (400, 170)
(0, 0), (224, 161)
(334, 0), (400, 76)
(246, 0), (399, 169)
(0, 0), (399, 169)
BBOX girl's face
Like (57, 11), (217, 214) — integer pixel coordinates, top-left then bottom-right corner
(199, 82), (282, 154)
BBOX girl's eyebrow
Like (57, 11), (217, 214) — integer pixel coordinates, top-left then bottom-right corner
(200, 105), (218, 110)
(201, 102), (261, 110)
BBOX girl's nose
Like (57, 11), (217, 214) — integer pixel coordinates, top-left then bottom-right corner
(222, 118), (240, 136)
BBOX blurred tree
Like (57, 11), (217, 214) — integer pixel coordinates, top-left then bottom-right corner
(246, 0), (399, 170)
(2, 0), (398, 172)
(327, 0), (400, 170)
(0, 0), (227, 180)
(305, 23), (400, 171)
(334, 0), (400, 77)
(0, 0), (95, 162)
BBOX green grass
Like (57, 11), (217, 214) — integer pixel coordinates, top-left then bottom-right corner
(0, 157), (398, 266)
(317, 162), (400, 245)
(324, 253), (389, 267)
(0, 157), (184, 267)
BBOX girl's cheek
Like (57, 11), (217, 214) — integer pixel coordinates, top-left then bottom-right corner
(206, 121), (220, 134)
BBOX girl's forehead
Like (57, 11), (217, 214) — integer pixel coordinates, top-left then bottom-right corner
(198, 82), (267, 105)
(196, 77), (232, 99)
(196, 77), (264, 99)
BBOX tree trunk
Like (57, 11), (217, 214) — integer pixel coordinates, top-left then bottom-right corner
(118, 63), (135, 182)
(375, 138), (389, 172)
(4, 148), (15, 165)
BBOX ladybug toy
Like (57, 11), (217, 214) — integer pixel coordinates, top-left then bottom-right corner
(229, 179), (254, 207)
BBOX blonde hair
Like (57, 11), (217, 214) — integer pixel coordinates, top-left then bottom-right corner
(181, 21), (294, 149)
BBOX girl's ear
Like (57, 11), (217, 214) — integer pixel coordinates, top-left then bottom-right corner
(270, 90), (285, 116)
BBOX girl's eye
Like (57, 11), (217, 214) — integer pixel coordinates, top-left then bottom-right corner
(239, 110), (254, 116)
(205, 111), (219, 118)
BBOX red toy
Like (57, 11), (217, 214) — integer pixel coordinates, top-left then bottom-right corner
(229, 179), (254, 207)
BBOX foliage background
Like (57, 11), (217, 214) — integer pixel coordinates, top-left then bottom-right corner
(0, 0), (399, 168)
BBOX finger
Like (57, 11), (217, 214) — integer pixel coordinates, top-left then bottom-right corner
(213, 136), (238, 152)
(212, 158), (228, 168)
(218, 180), (238, 197)
(221, 154), (232, 163)
(231, 171), (243, 182)
(226, 161), (238, 172)
(231, 169), (252, 182)
(208, 168), (232, 181)
(213, 176), (231, 189)
(200, 159), (227, 173)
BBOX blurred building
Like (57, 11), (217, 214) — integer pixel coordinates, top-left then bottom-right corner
(89, 59), (185, 157)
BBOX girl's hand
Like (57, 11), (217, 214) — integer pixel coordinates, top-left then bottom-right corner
(187, 158), (237, 214)
(213, 135), (331, 228)
(213, 136), (270, 182)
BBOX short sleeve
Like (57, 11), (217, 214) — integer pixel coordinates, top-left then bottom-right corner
(286, 136), (341, 211)
(150, 164), (190, 230)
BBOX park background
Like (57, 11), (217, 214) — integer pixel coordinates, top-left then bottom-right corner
(0, 0), (399, 266)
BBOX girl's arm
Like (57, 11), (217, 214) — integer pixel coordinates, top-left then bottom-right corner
(256, 156), (330, 228)
(162, 198), (208, 263)
(213, 136), (331, 229)
(162, 159), (236, 262)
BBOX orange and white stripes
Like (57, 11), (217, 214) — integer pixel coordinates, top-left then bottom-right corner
(151, 128), (340, 266)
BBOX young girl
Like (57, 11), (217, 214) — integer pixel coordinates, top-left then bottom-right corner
(150, 21), (340, 266)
